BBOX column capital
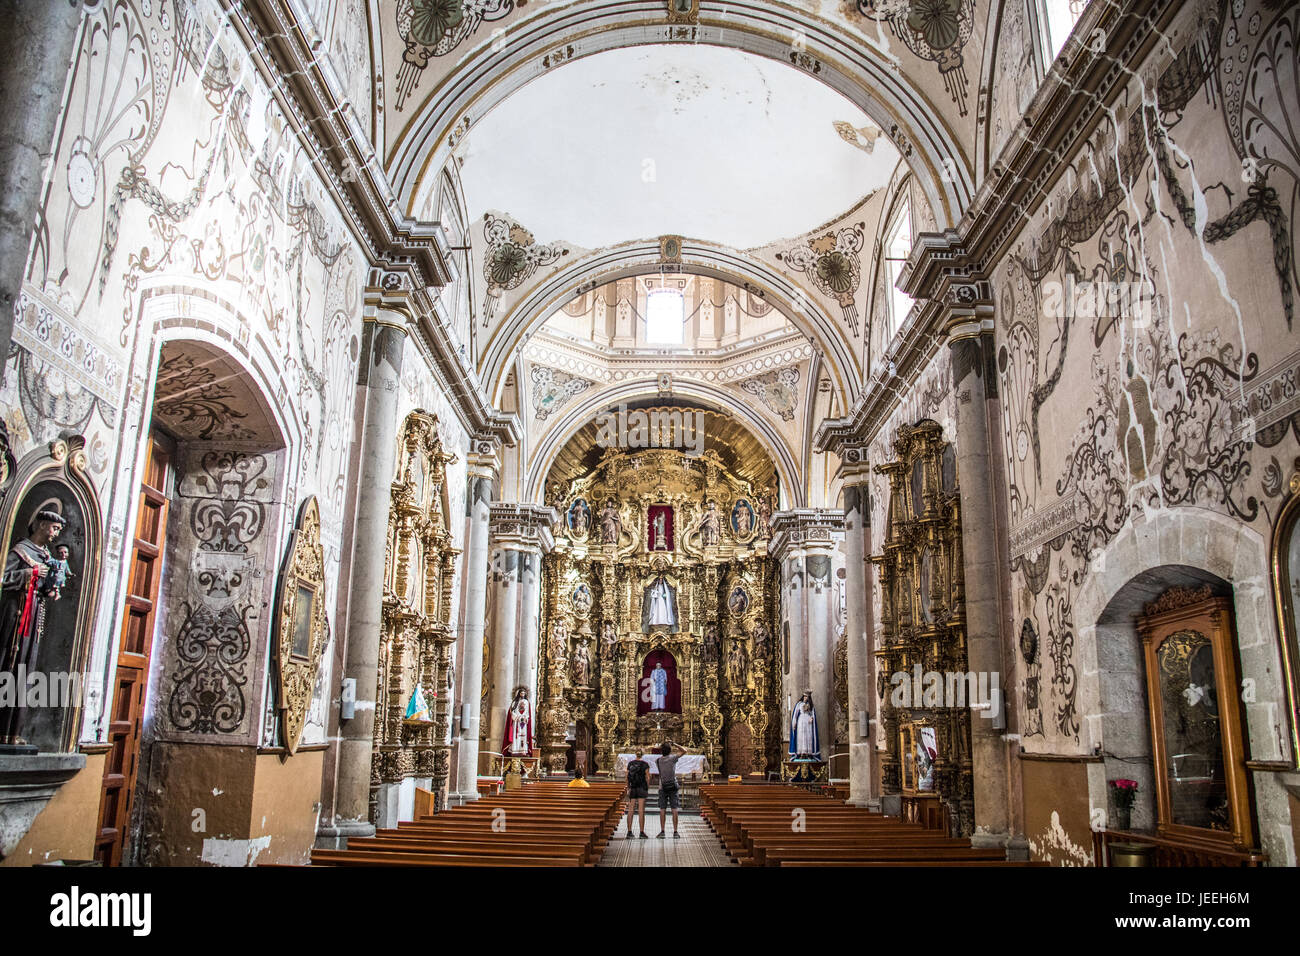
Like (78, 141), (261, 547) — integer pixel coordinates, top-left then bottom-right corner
(489, 502), (557, 553)
(769, 508), (844, 560)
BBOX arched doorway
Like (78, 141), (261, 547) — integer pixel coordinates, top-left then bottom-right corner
(97, 338), (289, 866)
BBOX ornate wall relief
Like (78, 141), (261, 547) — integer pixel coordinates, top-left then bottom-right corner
(371, 411), (461, 815)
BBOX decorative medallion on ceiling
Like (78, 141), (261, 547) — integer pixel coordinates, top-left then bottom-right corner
(394, 0), (515, 110)
(855, 0), (976, 116)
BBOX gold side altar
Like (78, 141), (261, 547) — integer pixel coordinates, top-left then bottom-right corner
(539, 443), (781, 777)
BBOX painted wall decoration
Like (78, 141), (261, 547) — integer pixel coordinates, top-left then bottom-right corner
(393, 0), (515, 111)
(481, 215), (569, 326)
(739, 367), (801, 421)
(531, 365), (592, 422)
(855, 0), (977, 115)
(776, 225), (867, 335)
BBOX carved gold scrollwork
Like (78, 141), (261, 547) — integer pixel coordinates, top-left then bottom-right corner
(273, 495), (329, 756)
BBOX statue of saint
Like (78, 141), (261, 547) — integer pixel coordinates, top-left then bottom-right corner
(703, 623), (719, 663)
(727, 640), (748, 688)
(789, 691), (820, 760)
(600, 621), (616, 649)
(653, 511), (668, 551)
(600, 501), (622, 545)
(571, 643), (591, 686)
(650, 662), (668, 710)
(733, 500), (753, 537)
(503, 688), (533, 756)
(643, 576), (678, 631)
(0, 508), (66, 747)
(699, 500), (721, 547)
(757, 489), (774, 538)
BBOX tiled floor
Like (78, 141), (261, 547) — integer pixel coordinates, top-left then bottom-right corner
(597, 812), (736, 867)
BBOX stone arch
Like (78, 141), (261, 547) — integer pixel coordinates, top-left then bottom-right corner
(481, 241), (859, 411)
(391, 4), (975, 230)
(1072, 507), (1295, 865)
(524, 379), (805, 508)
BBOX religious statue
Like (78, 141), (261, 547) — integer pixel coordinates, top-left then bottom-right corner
(650, 661), (668, 710)
(756, 489), (774, 538)
(699, 499), (721, 547)
(728, 585), (749, 617)
(0, 508), (66, 747)
(652, 510), (668, 550)
(752, 622), (770, 659)
(789, 691), (820, 759)
(571, 642), (591, 686)
(569, 499), (591, 537)
(599, 500), (622, 545)
(726, 640), (748, 688)
(572, 583), (593, 616)
(600, 620), (616, 649)
(732, 499), (754, 537)
(643, 576), (678, 630)
(703, 623), (719, 663)
(503, 687), (533, 756)
(549, 621), (569, 658)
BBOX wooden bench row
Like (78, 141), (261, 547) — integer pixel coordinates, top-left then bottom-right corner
(304, 782), (625, 867)
(700, 785), (1046, 867)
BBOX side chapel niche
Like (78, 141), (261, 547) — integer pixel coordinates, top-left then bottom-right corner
(370, 411), (460, 822)
(539, 428), (780, 777)
(874, 420), (973, 834)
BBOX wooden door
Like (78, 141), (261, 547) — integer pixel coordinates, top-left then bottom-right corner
(1139, 590), (1256, 851)
(94, 437), (170, 865)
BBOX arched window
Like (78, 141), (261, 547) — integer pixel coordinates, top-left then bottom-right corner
(646, 289), (685, 345)
(883, 196), (914, 343)
(1040, 0), (1088, 61)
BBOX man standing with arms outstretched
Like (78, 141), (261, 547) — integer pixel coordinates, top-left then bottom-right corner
(654, 740), (691, 838)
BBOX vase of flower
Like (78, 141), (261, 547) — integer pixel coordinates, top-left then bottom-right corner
(1109, 778), (1139, 830)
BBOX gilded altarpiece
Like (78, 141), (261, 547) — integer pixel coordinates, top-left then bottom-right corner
(370, 412), (461, 817)
(873, 421), (974, 835)
(539, 448), (780, 775)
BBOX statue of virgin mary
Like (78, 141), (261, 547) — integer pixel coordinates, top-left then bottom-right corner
(641, 576), (679, 632)
(788, 691), (820, 760)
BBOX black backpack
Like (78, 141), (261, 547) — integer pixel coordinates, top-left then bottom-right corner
(627, 761), (648, 789)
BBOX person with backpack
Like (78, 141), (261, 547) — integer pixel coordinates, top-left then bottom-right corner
(655, 740), (691, 838)
(625, 750), (650, 838)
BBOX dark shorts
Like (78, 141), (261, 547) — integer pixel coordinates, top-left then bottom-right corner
(627, 787), (649, 800)
(657, 786), (680, 810)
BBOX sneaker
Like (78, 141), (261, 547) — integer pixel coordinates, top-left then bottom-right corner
(639, 832), (648, 839)
(656, 831), (665, 839)
(673, 831), (680, 838)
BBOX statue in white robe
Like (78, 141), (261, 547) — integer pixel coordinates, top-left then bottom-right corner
(504, 689), (533, 756)
(789, 691), (820, 759)
(644, 576), (678, 630)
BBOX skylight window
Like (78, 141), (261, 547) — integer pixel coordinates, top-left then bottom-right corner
(646, 290), (685, 345)
(1044, 0), (1088, 60)
(884, 198), (914, 341)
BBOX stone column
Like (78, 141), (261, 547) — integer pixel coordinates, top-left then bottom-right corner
(784, 549), (808, 735)
(841, 465), (877, 806)
(451, 449), (497, 804)
(484, 503), (554, 767)
(770, 510), (845, 761)
(948, 312), (1012, 850)
(326, 310), (407, 843)
(805, 545), (836, 761)
(485, 546), (521, 761)
(515, 547), (543, 701)
(0, 0), (83, 371)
